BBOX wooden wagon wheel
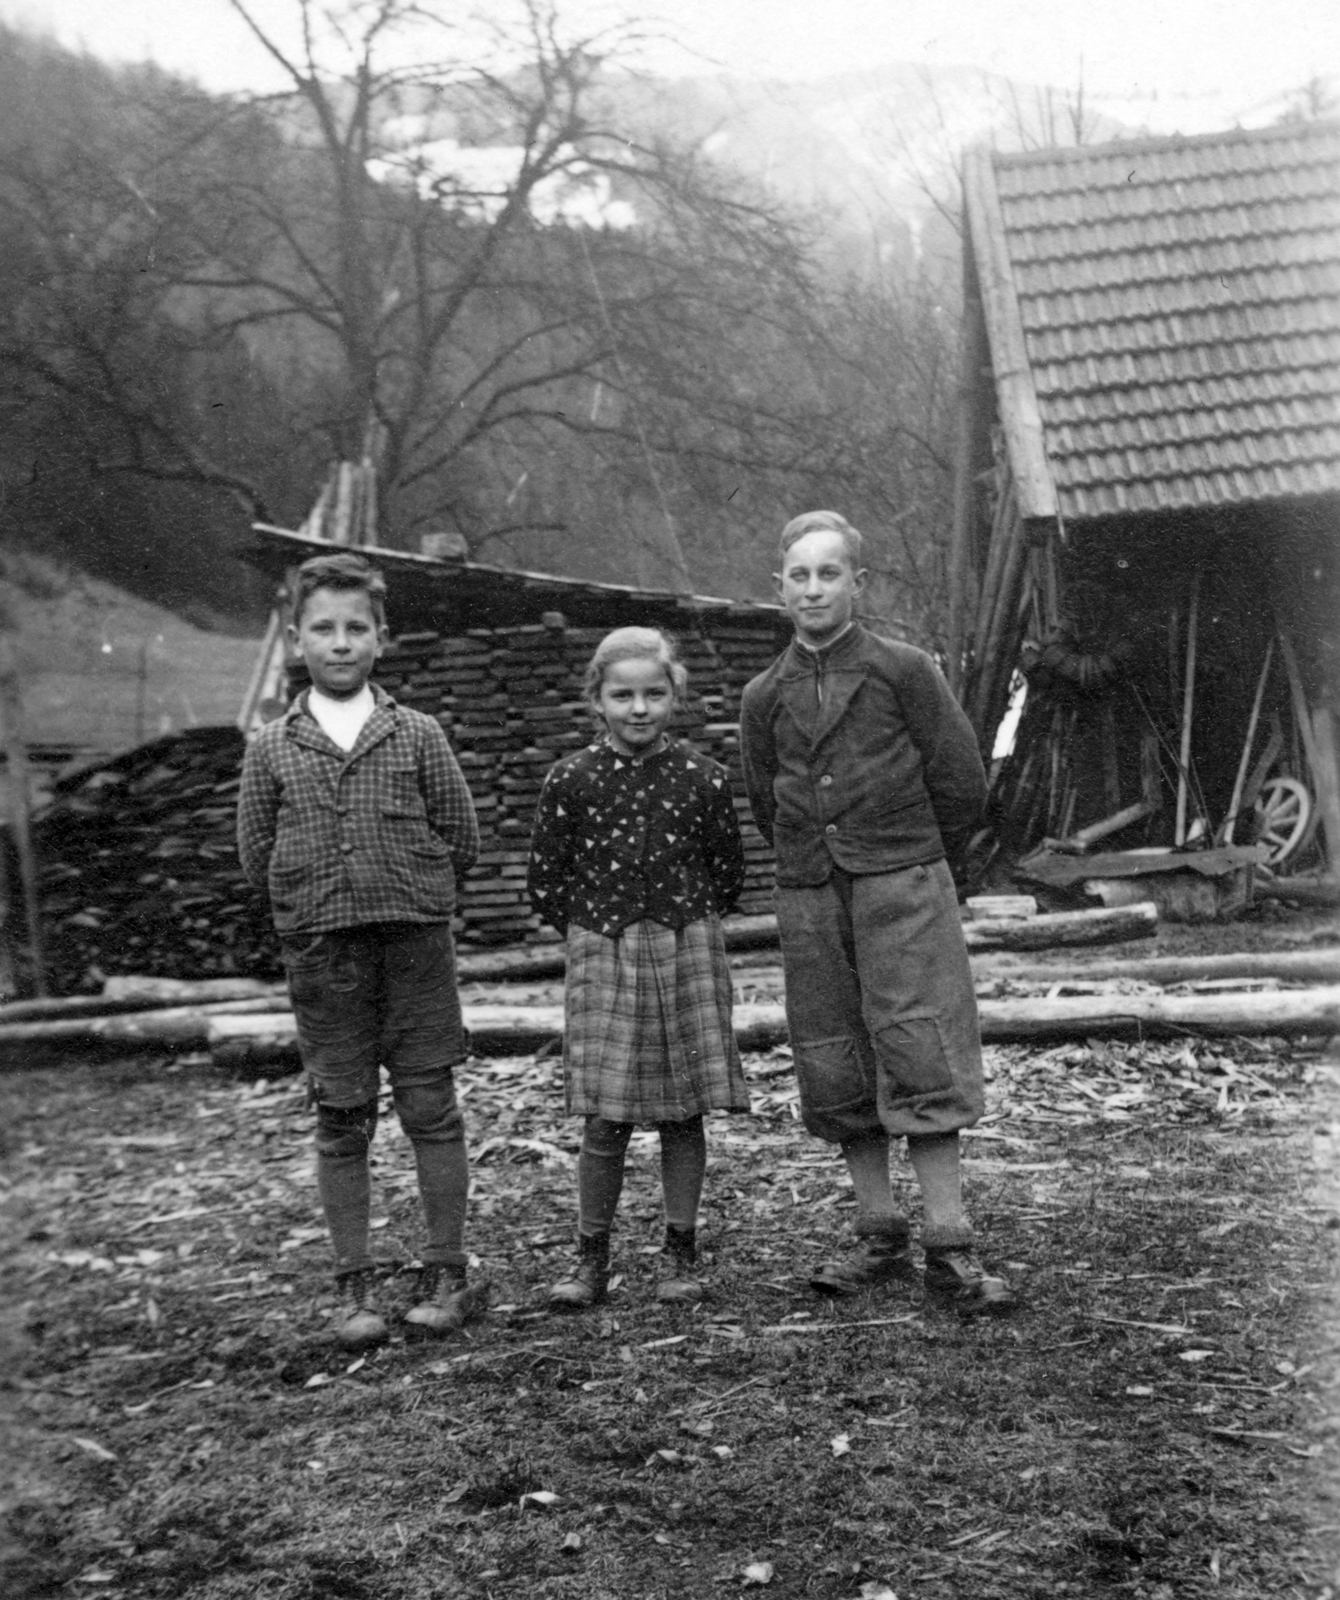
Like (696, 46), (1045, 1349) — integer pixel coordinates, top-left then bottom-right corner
(1253, 776), (1312, 865)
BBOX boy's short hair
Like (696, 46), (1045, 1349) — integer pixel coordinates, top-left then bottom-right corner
(778, 510), (864, 570)
(290, 551), (388, 628)
(582, 626), (688, 706)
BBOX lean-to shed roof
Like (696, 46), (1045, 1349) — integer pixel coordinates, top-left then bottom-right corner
(971, 119), (1340, 522)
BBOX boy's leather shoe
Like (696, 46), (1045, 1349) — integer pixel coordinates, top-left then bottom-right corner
(810, 1221), (916, 1297)
(334, 1268), (389, 1349)
(923, 1247), (1017, 1316)
(656, 1225), (705, 1305)
(404, 1267), (489, 1337)
(548, 1232), (610, 1309)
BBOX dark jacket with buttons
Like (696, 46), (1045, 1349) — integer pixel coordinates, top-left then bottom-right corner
(527, 738), (744, 937)
(739, 625), (985, 887)
(237, 685), (479, 934)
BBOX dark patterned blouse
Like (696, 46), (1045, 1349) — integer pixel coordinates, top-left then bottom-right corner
(527, 738), (745, 938)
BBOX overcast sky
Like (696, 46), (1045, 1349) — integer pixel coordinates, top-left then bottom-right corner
(1, 0), (1335, 133)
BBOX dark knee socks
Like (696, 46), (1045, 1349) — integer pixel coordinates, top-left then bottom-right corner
(578, 1116), (634, 1236)
(658, 1115), (706, 1232)
(577, 1113), (707, 1242)
(315, 1099), (379, 1276)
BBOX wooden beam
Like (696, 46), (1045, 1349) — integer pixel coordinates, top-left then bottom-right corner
(1219, 640), (1274, 844)
(1308, 704), (1340, 878)
(961, 146), (1057, 522)
(1175, 568), (1202, 846)
(1278, 627), (1340, 873)
(0, 635), (46, 995)
(946, 250), (989, 697)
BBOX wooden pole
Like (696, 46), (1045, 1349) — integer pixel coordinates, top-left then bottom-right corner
(0, 822), (16, 1001)
(1219, 639), (1274, 845)
(1276, 627), (1339, 873)
(0, 634), (47, 995)
(1308, 703), (1340, 878)
(946, 267), (987, 697)
(1174, 569), (1201, 846)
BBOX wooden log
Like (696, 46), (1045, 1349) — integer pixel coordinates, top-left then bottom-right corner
(962, 902), (1157, 951)
(965, 895), (1038, 919)
(1255, 875), (1340, 907)
(0, 995), (293, 1058)
(720, 914), (785, 951)
(449, 904), (1155, 982)
(0, 986), (281, 1023)
(202, 984), (1340, 1067)
(1062, 798), (1159, 853)
(456, 945), (566, 983)
(975, 949), (1340, 986)
(976, 984), (1340, 1041)
(100, 976), (281, 1005)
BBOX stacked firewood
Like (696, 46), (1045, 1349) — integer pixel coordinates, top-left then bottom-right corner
(33, 727), (278, 992)
(29, 613), (786, 988)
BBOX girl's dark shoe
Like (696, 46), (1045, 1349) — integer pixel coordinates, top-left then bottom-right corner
(334, 1268), (389, 1349)
(548, 1231), (610, 1309)
(923, 1247), (1017, 1316)
(405, 1266), (489, 1337)
(656, 1224), (704, 1304)
(810, 1221), (915, 1296)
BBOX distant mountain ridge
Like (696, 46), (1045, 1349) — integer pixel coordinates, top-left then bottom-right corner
(600, 61), (1133, 268)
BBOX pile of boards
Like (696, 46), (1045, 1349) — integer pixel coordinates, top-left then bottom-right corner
(370, 619), (783, 943)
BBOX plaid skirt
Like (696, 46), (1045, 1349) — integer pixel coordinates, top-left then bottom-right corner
(563, 915), (749, 1124)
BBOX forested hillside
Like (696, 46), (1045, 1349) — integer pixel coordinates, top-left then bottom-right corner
(0, 2), (1099, 644)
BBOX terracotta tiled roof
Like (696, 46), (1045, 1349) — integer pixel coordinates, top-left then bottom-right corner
(989, 121), (1340, 521)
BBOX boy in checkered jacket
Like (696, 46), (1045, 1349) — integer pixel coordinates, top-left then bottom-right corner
(238, 552), (484, 1348)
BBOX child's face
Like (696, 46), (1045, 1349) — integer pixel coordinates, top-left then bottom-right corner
(775, 529), (867, 646)
(597, 656), (675, 758)
(288, 586), (386, 700)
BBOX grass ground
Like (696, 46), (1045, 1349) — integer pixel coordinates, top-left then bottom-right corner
(3, 964), (1340, 1597)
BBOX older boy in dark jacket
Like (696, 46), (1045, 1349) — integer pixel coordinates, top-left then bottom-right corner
(741, 511), (1015, 1315)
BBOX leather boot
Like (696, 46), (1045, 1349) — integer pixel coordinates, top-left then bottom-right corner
(548, 1231), (610, 1309)
(656, 1224), (705, 1304)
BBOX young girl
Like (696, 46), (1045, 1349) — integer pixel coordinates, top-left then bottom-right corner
(527, 627), (748, 1307)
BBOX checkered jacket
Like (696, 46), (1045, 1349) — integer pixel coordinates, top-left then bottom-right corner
(237, 685), (479, 935)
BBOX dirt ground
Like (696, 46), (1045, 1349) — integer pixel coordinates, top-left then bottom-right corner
(3, 905), (1340, 1599)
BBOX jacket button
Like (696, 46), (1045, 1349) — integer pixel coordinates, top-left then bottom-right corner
(341, 842), (354, 854)
(824, 823), (837, 836)
(819, 774), (833, 787)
